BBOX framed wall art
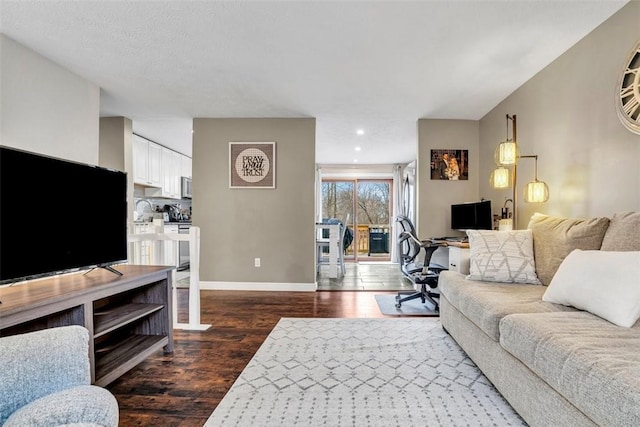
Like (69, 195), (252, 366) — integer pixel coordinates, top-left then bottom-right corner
(229, 142), (276, 188)
(430, 149), (468, 180)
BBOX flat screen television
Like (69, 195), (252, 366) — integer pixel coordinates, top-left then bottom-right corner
(0, 146), (128, 284)
(451, 200), (493, 231)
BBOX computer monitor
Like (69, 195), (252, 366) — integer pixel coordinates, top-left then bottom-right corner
(450, 200), (492, 231)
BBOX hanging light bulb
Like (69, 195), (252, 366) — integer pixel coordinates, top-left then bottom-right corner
(494, 114), (519, 165)
(524, 180), (549, 203)
(494, 140), (519, 165)
(523, 156), (549, 203)
(490, 167), (510, 188)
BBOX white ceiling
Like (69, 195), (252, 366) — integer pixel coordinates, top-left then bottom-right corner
(0, 1), (627, 163)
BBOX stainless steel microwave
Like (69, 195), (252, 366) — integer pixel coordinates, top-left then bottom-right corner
(181, 177), (192, 199)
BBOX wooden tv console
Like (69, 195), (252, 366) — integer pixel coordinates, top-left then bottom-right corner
(0, 265), (173, 386)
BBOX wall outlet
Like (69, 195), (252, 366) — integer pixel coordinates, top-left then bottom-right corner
(254, 258), (261, 267)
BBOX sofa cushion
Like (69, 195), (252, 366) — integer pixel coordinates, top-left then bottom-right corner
(543, 249), (640, 327)
(438, 271), (574, 341)
(601, 211), (640, 251)
(467, 229), (541, 284)
(527, 213), (610, 286)
(500, 312), (640, 427)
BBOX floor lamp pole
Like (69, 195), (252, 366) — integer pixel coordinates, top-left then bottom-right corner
(512, 163), (518, 229)
(510, 114), (517, 229)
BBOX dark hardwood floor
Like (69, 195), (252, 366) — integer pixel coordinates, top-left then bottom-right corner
(107, 289), (396, 426)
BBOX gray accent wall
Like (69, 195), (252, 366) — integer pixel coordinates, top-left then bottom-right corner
(192, 118), (316, 286)
(417, 119), (480, 238)
(0, 34), (100, 164)
(99, 117), (132, 172)
(99, 117), (135, 224)
(479, 2), (640, 229)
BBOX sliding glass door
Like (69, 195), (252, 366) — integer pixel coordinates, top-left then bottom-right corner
(322, 179), (392, 261)
(356, 181), (391, 260)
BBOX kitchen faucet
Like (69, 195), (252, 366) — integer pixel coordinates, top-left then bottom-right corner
(502, 198), (513, 219)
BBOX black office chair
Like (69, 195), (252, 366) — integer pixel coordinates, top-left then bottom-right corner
(396, 215), (425, 276)
(395, 215), (447, 311)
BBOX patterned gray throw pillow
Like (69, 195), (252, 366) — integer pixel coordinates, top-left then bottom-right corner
(467, 229), (541, 284)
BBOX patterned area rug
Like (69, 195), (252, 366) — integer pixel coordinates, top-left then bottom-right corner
(205, 318), (526, 427)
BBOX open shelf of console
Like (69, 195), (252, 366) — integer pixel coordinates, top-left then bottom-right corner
(0, 265), (174, 386)
(95, 333), (169, 386)
(94, 303), (165, 338)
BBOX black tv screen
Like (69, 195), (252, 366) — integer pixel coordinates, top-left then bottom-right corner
(0, 146), (128, 284)
(451, 200), (492, 231)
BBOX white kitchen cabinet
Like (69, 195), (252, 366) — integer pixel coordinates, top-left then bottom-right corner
(130, 222), (179, 267)
(448, 246), (470, 275)
(132, 222), (161, 265)
(133, 137), (148, 183)
(162, 224), (179, 267)
(161, 148), (181, 199)
(133, 135), (162, 188)
(148, 143), (162, 186)
(181, 154), (192, 179)
(134, 135), (186, 199)
(144, 147), (181, 199)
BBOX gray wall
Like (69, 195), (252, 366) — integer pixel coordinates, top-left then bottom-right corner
(0, 34), (100, 164)
(99, 117), (135, 224)
(99, 117), (131, 172)
(417, 119), (480, 237)
(192, 118), (316, 287)
(479, 2), (640, 229)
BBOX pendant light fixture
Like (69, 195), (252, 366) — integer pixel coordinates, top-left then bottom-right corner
(523, 155), (550, 203)
(489, 166), (510, 189)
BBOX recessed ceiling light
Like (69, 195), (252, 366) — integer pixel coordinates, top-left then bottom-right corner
(356, 129), (364, 135)
(353, 159), (358, 163)
(355, 146), (361, 151)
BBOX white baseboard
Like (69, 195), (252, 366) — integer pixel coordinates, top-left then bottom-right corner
(200, 281), (318, 292)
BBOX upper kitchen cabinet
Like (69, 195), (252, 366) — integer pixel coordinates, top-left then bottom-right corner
(158, 147), (181, 199)
(181, 154), (192, 179)
(133, 134), (188, 200)
(133, 135), (162, 188)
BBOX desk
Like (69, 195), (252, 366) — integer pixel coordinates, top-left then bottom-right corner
(448, 241), (469, 249)
(316, 223), (341, 278)
(429, 240), (470, 275)
(448, 246), (471, 274)
(429, 239), (469, 249)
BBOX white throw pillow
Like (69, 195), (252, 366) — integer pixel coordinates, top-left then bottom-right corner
(542, 250), (640, 327)
(466, 230), (541, 284)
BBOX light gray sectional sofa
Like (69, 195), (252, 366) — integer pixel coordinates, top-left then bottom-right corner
(0, 325), (119, 427)
(439, 212), (640, 427)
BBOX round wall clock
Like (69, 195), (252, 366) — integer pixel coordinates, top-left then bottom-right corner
(617, 40), (640, 135)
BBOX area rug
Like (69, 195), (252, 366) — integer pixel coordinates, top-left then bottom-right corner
(374, 294), (439, 316)
(204, 318), (526, 426)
